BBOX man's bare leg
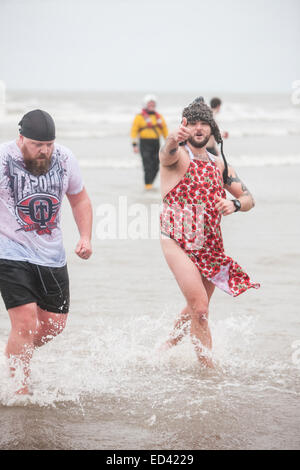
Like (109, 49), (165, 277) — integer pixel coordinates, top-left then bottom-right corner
(159, 306), (190, 351)
(160, 276), (215, 351)
(160, 238), (214, 368)
(34, 307), (68, 348)
(5, 303), (38, 394)
(5, 304), (67, 394)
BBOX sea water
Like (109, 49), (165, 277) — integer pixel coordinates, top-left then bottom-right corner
(0, 90), (299, 450)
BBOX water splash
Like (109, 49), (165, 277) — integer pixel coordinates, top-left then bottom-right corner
(0, 311), (297, 413)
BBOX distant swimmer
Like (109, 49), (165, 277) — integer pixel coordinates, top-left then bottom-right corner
(131, 95), (168, 190)
(0, 110), (93, 394)
(159, 100), (260, 368)
(206, 97), (229, 156)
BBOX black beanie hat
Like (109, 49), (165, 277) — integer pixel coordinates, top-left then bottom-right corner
(18, 109), (56, 141)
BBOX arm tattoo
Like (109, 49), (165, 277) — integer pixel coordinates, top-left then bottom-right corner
(226, 173), (247, 191)
(227, 171), (255, 206)
(169, 146), (178, 155)
(160, 143), (178, 156)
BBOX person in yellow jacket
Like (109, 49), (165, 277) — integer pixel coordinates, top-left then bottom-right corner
(131, 95), (168, 189)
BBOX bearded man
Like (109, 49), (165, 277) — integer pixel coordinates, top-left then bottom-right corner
(0, 109), (92, 394)
(159, 100), (260, 367)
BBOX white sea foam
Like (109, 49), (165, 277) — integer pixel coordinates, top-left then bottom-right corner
(58, 127), (300, 138)
(77, 154), (300, 169)
(2, 94), (300, 139)
(0, 313), (295, 409)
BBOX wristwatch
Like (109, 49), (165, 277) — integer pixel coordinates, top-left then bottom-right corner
(232, 199), (241, 212)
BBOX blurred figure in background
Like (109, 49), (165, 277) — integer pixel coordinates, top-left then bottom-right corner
(206, 97), (229, 156)
(131, 95), (168, 190)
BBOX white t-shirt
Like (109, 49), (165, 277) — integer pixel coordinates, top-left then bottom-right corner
(0, 141), (83, 267)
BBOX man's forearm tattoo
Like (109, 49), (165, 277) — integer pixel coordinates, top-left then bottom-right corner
(160, 142), (178, 156)
(227, 171), (255, 206)
(169, 146), (178, 155)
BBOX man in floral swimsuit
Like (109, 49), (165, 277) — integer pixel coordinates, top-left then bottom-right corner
(159, 101), (259, 368)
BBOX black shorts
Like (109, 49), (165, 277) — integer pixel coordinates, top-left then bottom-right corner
(0, 259), (69, 314)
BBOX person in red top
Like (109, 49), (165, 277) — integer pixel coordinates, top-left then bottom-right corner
(159, 100), (259, 368)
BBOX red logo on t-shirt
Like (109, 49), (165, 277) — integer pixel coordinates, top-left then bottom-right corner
(16, 193), (60, 235)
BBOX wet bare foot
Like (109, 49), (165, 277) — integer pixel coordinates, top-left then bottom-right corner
(198, 355), (215, 369)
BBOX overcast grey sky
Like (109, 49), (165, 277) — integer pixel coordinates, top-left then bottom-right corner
(0, 0), (299, 93)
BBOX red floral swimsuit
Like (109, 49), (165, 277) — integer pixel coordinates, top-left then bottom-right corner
(160, 146), (260, 297)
